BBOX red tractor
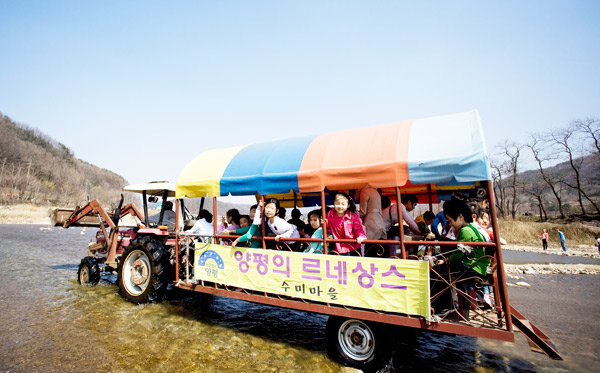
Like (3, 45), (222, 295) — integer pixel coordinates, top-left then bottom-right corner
(66, 181), (191, 302)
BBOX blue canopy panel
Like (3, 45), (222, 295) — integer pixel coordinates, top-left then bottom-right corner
(220, 135), (317, 196)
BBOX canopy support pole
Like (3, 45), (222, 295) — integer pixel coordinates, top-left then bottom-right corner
(199, 197), (205, 216)
(212, 198), (218, 235)
(260, 195), (266, 250)
(142, 191), (149, 227)
(321, 190), (329, 255)
(427, 184), (433, 211)
(175, 200), (180, 283)
(396, 187), (407, 259)
(486, 180), (513, 332)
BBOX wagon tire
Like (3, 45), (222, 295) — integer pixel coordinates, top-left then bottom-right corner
(117, 237), (170, 304)
(78, 256), (100, 285)
(326, 316), (392, 372)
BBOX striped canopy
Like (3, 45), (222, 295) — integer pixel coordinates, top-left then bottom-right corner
(176, 110), (491, 199)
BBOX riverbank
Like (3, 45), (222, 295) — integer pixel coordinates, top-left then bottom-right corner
(504, 263), (600, 275)
(0, 204), (52, 224)
(502, 243), (599, 258)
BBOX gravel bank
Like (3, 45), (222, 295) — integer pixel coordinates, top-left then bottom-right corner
(504, 263), (600, 276)
(503, 243), (599, 258)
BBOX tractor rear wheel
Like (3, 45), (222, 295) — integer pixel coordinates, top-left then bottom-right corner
(78, 256), (100, 285)
(117, 237), (171, 304)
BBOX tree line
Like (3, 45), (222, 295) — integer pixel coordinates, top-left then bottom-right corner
(0, 113), (127, 208)
(492, 118), (600, 220)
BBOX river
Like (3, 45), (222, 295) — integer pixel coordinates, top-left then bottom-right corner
(0, 224), (598, 372)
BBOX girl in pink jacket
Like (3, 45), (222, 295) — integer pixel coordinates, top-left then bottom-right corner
(325, 192), (367, 255)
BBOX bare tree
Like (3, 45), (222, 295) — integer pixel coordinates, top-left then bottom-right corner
(504, 141), (522, 219)
(490, 158), (507, 218)
(574, 117), (600, 160)
(551, 125), (586, 215)
(526, 134), (566, 219)
(492, 141), (522, 219)
(520, 178), (548, 221)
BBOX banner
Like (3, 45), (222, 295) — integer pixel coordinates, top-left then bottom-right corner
(194, 244), (430, 318)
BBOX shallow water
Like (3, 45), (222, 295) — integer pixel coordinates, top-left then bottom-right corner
(0, 225), (597, 372)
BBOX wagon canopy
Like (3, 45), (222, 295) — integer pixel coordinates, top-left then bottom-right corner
(176, 110), (491, 199)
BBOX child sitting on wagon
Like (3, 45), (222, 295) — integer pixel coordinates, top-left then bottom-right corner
(217, 208), (241, 234)
(441, 200), (490, 277)
(323, 192), (367, 255)
(253, 198), (300, 250)
(228, 204), (263, 248)
(430, 200), (491, 312)
(303, 209), (324, 254)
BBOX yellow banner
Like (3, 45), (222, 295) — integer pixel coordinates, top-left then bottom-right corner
(194, 244), (430, 318)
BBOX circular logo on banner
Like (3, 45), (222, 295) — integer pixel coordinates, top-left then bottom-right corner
(197, 249), (224, 278)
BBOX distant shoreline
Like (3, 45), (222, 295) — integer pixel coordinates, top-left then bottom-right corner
(0, 204), (53, 225)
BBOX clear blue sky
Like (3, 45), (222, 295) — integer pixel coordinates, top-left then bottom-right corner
(1, 1), (598, 185)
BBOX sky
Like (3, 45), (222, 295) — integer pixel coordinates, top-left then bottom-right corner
(1, 1), (599, 186)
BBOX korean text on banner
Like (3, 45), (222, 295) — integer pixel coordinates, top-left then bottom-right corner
(194, 244), (430, 318)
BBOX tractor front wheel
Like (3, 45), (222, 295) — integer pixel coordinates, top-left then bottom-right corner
(78, 256), (100, 285)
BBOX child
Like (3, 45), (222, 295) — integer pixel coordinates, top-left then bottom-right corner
(253, 198), (300, 249)
(478, 209), (507, 245)
(324, 192), (367, 255)
(467, 202), (491, 242)
(231, 204), (262, 248)
(288, 208), (307, 235)
(415, 210), (436, 236)
(443, 201), (489, 276)
(217, 208), (241, 234)
(434, 200), (491, 310)
(303, 209), (324, 254)
(238, 215), (251, 228)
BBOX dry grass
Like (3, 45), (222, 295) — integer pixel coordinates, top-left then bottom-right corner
(0, 203), (53, 224)
(498, 219), (600, 247)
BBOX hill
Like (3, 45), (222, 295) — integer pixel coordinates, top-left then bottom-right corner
(0, 112), (127, 208)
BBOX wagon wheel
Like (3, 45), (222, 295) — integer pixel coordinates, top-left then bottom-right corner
(326, 316), (392, 372)
(117, 236), (171, 304)
(78, 256), (100, 285)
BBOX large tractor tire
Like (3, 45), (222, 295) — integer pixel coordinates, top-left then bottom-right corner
(326, 316), (392, 372)
(117, 237), (171, 304)
(78, 256), (100, 285)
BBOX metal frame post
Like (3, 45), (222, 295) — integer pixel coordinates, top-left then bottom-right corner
(486, 180), (513, 332)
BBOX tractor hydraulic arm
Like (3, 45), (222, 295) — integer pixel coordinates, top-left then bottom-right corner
(119, 203), (145, 223)
(63, 200), (115, 229)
